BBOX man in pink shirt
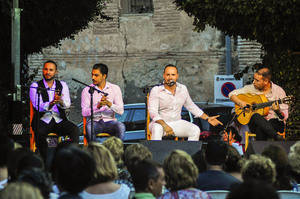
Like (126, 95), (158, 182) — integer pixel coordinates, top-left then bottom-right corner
(81, 63), (125, 141)
(148, 64), (223, 141)
(229, 65), (288, 140)
(30, 60), (79, 162)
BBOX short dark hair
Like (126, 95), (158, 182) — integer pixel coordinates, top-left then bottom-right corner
(192, 150), (207, 173)
(52, 144), (96, 194)
(8, 148), (44, 183)
(44, 60), (57, 70)
(254, 64), (272, 81)
(223, 145), (242, 172)
(164, 64), (178, 73)
(205, 140), (228, 165)
(93, 63), (108, 78)
(131, 159), (161, 192)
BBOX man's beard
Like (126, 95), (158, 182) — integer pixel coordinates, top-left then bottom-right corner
(254, 84), (264, 91)
(43, 75), (55, 81)
(165, 80), (176, 86)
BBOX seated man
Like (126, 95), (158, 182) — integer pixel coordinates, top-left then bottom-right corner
(81, 63), (125, 142)
(229, 65), (288, 140)
(30, 60), (79, 162)
(197, 140), (241, 191)
(148, 64), (222, 140)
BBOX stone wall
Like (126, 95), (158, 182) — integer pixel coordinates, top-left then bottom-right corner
(27, 0), (261, 123)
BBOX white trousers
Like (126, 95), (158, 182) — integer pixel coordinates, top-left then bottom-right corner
(150, 120), (200, 141)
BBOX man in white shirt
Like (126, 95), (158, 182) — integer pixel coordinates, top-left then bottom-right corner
(148, 64), (222, 140)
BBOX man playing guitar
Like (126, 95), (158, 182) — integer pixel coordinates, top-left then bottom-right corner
(229, 65), (288, 140)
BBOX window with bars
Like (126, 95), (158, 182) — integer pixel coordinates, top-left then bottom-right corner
(121, 0), (154, 14)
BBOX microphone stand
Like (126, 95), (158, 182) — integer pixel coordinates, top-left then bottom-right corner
(72, 78), (108, 142)
(222, 105), (250, 145)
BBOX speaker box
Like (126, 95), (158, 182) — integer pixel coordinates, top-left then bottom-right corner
(140, 140), (203, 163)
(246, 141), (296, 156)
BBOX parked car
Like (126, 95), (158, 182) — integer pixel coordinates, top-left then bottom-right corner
(78, 102), (233, 143)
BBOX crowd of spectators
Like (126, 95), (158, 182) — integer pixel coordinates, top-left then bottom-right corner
(0, 134), (300, 199)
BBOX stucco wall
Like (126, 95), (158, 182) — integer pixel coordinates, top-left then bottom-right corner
(28, 0), (261, 123)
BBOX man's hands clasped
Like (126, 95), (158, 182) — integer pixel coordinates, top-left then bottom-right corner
(97, 96), (112, 109)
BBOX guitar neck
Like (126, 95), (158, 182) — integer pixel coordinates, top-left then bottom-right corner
(253, 99), (282, 109)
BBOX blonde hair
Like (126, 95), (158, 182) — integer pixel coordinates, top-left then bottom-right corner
(163, 150), (198, 191)
(87, 142), (118, 183)
(241, 154), (276, 184)
(0, 182), (43, 199)
(124, 144), (152, 167)
(102, 137), (124, 166)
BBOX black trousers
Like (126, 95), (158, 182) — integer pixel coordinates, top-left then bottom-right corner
(33, 118), (79, 163)
(248, 113), (284, 140)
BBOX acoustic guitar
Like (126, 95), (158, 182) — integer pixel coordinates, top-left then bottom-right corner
(235, 93), (294, 125)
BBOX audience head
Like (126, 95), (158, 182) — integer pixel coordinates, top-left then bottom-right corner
(52, 144), (95, 194)
(131, 159), (165, 197)
(124, 143), (152, 173)
(0, 182), (43, 199)
(163, 150), (198, 191)
(17, 167), (52, 199)
(0, 135), (14, 168)
(262, 144), (289, 171)
(262, 144), (291, 189)
(92, 63), (108, 78)
(227, 179), (279, 199)
(241, 154), (276, 184)
(7, 148), (44, 182)
(256, 66), (272, 82)
(223, 145), (242, 173)
(87, 142), (118, 183)
(205, 140), (228, 165)
(288, 141), (300, 182)
(102, 136), (124, 167)
(192, 150), (207, 173)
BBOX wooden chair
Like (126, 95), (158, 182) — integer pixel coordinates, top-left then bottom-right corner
(244, 131), (256, 152)
(146, 90), (183, 141)
(29, 101), (59, 152)
(82, 117), (111, 146)
(244, 130), (286, 152)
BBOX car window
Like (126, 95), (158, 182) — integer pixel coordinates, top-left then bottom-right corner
(116, 109), (130, 122)
(132, 109), (146, 122)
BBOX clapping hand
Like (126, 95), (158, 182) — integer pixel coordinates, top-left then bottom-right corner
(97, 96), (112, 108)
